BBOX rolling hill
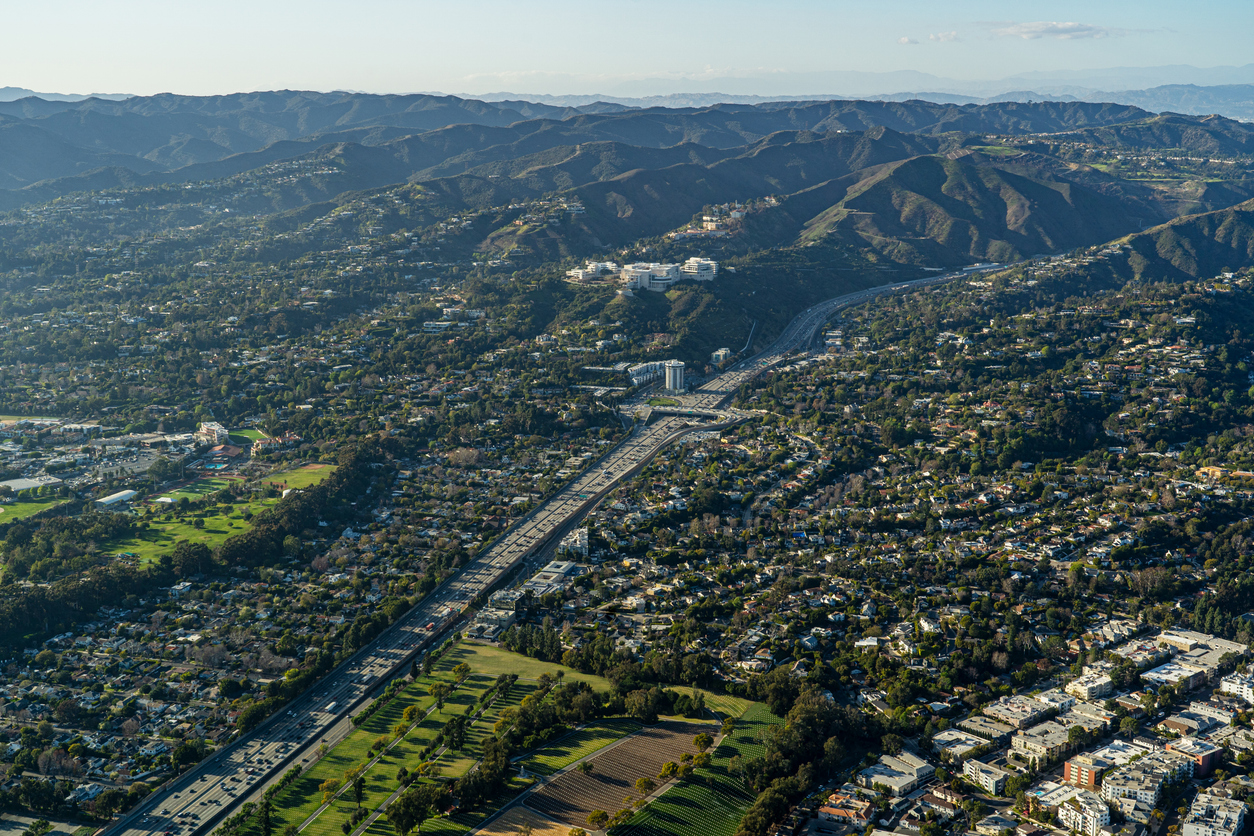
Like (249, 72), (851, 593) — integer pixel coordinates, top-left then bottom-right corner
(1112, 199), (1254, 279)
(0, 94), (1173, 207)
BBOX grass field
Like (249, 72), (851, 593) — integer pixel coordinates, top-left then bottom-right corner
(263, 463), (339, 490)
(234, 670), (471, 836)
(154, 477), (236, 503)
(110, 467), (335, 562)
(232, 428), (268, 441)
(0, 495), (68, 523)
(668, 688), (753, 720)
(439, 642), (616, 691)
(110, 504), (258, 561)
(522, 718), (641, 776)
(616, 702), (783, 836)
(448, 643), (750, 720)
(285, 648), (532, 836)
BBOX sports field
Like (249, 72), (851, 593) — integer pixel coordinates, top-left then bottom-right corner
(153, 477), (236, 503)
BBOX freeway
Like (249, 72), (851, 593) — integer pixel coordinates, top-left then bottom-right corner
(106, 416), (708, 836)
(105, 262), (1006, 836)
(682, 264), (1004, 411)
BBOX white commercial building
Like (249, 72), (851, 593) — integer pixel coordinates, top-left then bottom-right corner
(620, 258), (717, 291)
(566, 261), (620, 281)
(1100, 749), (1192, 807)
(195, 421), (230, 445)
(664, 360), (685, 393)
(627, 361), (666, 387)
(95, 489), (138, 508)
(680, 257), (717, 282)
(621, 262), (680, 292)
(858, 751), (931, 797)
(933, 729), (984, 760)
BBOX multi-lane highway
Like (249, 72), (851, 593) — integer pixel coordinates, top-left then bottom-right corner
(683, 264), (1004, 410)
(106, 263), (1005, 836)
(107, 416), (714, 836)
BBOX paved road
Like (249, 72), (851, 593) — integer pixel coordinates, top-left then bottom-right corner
(681, 264), (1005, 411)
(104, 263), (1006, 836)
(105, 416), (712, 836)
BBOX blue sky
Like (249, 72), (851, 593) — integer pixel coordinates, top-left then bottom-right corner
(2, 0), (1249, 96)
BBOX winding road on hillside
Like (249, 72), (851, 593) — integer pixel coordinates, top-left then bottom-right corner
(103, 261), (1003, 836)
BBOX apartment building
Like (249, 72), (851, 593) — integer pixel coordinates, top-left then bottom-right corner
(1181, 792), (1246, 836)
(1067, 672), (1114, 700)
(964, 759), (1009, 795)
(1057, 790), (1111, 836)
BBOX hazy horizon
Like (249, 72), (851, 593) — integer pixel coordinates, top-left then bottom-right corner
(3, 0), (1253, 99)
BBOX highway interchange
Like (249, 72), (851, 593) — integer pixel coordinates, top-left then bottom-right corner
(105, 263), (1002, 836)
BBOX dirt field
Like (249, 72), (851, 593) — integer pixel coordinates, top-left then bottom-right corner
(526, 720), (713, 827)
(475, 806), (571, 836)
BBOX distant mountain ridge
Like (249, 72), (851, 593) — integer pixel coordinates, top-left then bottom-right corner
(0, 94), (1155, 204)
(5, 89), (1254, 277)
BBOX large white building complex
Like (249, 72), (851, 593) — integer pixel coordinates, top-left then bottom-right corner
(621, 257), (717, 292)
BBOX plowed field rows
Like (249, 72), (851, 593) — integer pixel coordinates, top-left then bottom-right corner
(526, 720), (713, 827)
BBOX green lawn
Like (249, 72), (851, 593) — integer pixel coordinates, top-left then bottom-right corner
(439, 642), (614, 690)
(433, 679), (532, 777)
(232, 428), (268, 441)
(111, 467), (336, 563)
(668, 688), (753, 720)
(110, 505), (260, 561)
(410, 775), (533, 836)
(290, 666), (518, 836)
(154, 477), (236, 503)
(522, 718), (641, 776)
(0, 495), (69, 524)
(264, 463), (339, 490)
(617, 702), (783, 836)
(235, 673), (466, 836)
(446, 643), (750, 720)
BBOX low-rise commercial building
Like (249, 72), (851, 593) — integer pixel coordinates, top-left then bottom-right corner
(959, 716), (1016, 743)
(933, 729), (985, 761)
(985, 695), (1050, 729)
(1219, 671), (1254, 704)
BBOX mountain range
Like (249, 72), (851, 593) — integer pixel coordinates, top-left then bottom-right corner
(4, 89), (1254, 281)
